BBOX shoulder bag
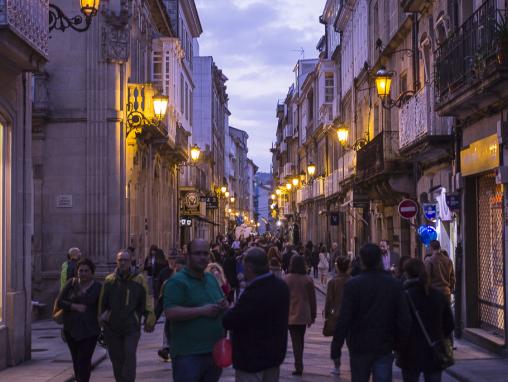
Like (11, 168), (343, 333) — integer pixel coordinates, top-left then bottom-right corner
(405, 291), (454, 370)
(52, 278), (75, 325)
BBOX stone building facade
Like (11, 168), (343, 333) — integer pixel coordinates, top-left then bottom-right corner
(0, 0), (48, 369)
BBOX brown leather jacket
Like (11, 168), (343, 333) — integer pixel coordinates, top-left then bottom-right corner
(284, 274), (317, 325)
(424, 253), (455, 297)
(324, 273), (351, 319)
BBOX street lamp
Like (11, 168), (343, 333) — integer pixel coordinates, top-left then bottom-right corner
(374, 67), (414, 109)
(337, 126), (349, 145)
(49, 0), (100, 33)
(190, 144), (201, 163)
(221, 186), (227, 194)
(285, 182), (292, 191)
(270, 193), (276, 200)
(126, 91), (169, 137)
(225, 191), (230, 198)
(307, 163), (316, 177)
(230, 196), (235, 203)
(292, 177), (299, 187)
(275, 189), (282, 196)
(153, 94), (169, 119)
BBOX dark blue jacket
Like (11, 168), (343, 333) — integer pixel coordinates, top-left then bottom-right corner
(331, 269), (411, 358)
(223, 274), (290, 373)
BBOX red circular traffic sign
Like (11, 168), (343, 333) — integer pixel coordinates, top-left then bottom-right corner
(398, 199), (418, 219)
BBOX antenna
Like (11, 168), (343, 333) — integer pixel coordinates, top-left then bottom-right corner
(290, 47), (305, 59)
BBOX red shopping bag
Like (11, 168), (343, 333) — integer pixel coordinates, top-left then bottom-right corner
(212, 337), (232, 368)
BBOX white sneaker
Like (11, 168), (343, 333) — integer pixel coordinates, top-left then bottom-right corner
(331, 368), (340, 375)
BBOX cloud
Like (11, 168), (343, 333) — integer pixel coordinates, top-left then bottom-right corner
(195, 0), (325, 171)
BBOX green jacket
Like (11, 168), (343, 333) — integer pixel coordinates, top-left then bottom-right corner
(99, 270), (155, 335)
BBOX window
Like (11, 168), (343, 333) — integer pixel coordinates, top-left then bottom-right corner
(180, 75), (184, 114)
(325, 73), (334, 103)
(185, 82), (189, 121)
(308, 91), (314, 121)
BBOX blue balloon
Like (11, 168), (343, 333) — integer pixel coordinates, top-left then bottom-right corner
(417, 225), (437, 246)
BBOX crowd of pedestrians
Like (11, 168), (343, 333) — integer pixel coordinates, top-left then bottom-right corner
(52, 234), (456, 382)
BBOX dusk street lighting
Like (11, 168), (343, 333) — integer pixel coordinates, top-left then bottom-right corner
(307, 162), (316, 177)
(49, 0), (100, 32)
(190, 144), (201, 162)
(292, 177), (299, 187)
(374, 67), (414, 109)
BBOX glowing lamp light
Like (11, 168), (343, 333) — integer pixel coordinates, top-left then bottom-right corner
(275, 189), (282, 196)
(337, 126), (349, 145)
(276, 220), (282, 227)
(225, 191), (230, 198)
(285, 183), (292, 190)
(270, 194), (276, 200)
(375, 68), (393, 100)
(235, 212), (240, 217)
(307, 162), (316, 177)
(292, 178), (299, 187)
(81, 0), (100, 16)
(256, 222), (260, 227)
(221, 186), (227, 194)
(152, 94), (169, 120)
(228, 208), (232, 213)
(230, 196), (235, 203)
(190, 144), (201, 162)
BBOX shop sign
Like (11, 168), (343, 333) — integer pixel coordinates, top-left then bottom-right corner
(201, 196), (218, 209)
(460, 134), (499, 176)
(181, 192), (200, 216)
(330, 212), (340, 226)
(446, 194), (460, 211)
(398, 199), (419, 219)
(423, 203), (437, 220)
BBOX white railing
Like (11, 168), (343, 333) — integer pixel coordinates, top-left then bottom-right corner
(337, 151), (356, 181)
(325, 170), (342, 198)
(0, 0), (49, 58)
(399, 84), (453, 149)
(312, 178), (325, 198)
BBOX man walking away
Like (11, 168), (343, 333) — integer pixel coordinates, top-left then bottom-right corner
(424, 240), (455, 302)
(99, 250), (156, 382)
(164, 239), (228, 382)
(331, 243), (411, 382)
(223, 247), (290, 382)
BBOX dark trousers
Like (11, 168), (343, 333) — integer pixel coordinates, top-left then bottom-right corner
(312, 266), (318, 278)
(104, 329), (141, 382)
(172, 353), (222, 382)
(64, 332), (97, 382)
(402, 369), (442, 382)
(289, 324), (307, 372)
(350, 352), (394, 382)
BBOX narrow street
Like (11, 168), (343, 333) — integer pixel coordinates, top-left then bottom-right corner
(90, 289), (457, 382)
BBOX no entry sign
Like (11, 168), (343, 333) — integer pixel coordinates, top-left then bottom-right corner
(398, 199), (418, 220)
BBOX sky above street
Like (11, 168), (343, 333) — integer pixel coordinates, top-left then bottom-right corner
(195, 0), (326, 172)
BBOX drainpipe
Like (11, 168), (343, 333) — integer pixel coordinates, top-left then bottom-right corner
(412, 13), (420, 92)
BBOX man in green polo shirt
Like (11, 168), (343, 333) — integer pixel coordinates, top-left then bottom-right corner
(164, 239), (228, 382)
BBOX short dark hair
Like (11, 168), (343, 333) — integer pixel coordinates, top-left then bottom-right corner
(77, 258), (96, 274)
(360, 243), (382, 270)
(243, 247), (269, 275)
(430, 240), (441, 250)
(335, 255), (351, 273)
(289, 254), (307, 275)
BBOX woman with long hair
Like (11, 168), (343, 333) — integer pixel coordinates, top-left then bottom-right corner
(206, 262), (231, 297)
(284, 255), (317, 375)
(396, 258), (454, 382)
(56, 258), (101, 382)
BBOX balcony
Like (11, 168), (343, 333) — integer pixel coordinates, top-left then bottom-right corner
(318, 103), (333, 127)
(401, 0), (431, 13)
(282, 162), (294, 179)
(356, 131), (399, 182)
(399, 84), (453, 152)
(325, 170), (340, 198)
(312, 178), (325, 198)
(283, 202), (293, 216)
(0, 0), (49, 67)
(435, 0), (508, 116)
(284, 124), (293, 140)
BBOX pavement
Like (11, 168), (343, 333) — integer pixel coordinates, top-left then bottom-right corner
(0, 277), (506, 381)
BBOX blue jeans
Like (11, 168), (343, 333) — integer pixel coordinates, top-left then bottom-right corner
(402, 369), (442, 382)
(172, 353), (222, 382)
(350, 352), (394, 382)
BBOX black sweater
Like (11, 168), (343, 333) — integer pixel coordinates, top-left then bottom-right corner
(331, 269), (412, 358)
(57, 279), (101, 341)
(223, 274), (290, 373)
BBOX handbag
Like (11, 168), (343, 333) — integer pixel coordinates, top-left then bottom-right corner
(52, 278), (75, 325)
(323, 315), (337, 337)
(212, 337), (232, 368)
(405, 291), (454, 370)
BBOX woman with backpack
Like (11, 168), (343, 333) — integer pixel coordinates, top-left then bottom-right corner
(396, 258), (455, 382)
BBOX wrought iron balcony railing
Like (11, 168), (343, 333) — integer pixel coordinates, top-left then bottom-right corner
(356, 131), (398, 181)
(435, 0), (506, 107)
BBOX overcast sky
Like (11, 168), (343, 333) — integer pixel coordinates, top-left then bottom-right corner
(195, 0), (326, 172)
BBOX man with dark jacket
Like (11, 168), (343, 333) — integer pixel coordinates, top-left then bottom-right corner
(331, 243), (411, 382)
(99, 250), (155, 382)
(223, 247), (290, 382)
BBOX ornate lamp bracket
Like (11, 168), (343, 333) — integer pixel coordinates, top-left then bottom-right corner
(49, 4), (93, 33)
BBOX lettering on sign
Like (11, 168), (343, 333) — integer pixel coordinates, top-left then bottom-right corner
(56, 195), (73, 208)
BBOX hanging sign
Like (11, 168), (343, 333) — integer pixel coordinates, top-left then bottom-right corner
(423, 203), (437, 220)
(398, 199), (419, 219)
(446, 193), (460, 211)
(330, 212), (340, 226)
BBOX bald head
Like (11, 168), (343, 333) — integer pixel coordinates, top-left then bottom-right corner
(187, 239), (210, 273)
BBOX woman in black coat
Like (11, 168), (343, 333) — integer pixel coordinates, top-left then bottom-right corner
(396, 258), (454, 382)
(56, 258), (101, 382)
